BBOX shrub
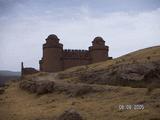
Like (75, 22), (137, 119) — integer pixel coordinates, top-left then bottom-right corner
(147, 56), (151, 60)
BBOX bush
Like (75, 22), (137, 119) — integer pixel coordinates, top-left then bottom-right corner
(147, 56), (151, 60)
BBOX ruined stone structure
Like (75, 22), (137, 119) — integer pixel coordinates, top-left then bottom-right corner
(21, 62), (39, 76)
(39, 34), (112, 72)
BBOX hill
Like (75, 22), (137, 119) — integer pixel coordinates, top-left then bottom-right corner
(57, 46), (160, 88)
(0, 70), (20, 87)
(0, 46), (160, 120)
(0, 70), (20, 76)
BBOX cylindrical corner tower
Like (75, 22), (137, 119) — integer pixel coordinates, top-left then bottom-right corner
(89, 36), (109, 63)
(42, 34), (63, 72)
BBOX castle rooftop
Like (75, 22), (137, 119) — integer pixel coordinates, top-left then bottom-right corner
(93, 36), (105, 43)
(46, 34), (59, 41)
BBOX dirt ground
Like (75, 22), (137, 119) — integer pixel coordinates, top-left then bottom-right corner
(0, 81), (160, 120)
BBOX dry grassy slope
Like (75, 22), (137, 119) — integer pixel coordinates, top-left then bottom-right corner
(22, 46), (160, 80)
(0, 81), (160, 120)
(58, 46), (160, 74)
(0, 46), (160, 120)
(56, 46), (160, 86)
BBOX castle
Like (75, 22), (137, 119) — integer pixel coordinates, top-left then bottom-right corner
(39, 34), (112, 72)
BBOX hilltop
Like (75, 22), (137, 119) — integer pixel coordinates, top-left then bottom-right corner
(57, 46), (160, 88)
(0, 46), (160, 120)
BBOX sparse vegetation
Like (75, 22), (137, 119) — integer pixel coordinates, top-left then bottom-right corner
(0, 46), (160, 120)
(1, 81), (160, 120)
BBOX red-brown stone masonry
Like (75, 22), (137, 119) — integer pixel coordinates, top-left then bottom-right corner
(40, 35), (111, 72)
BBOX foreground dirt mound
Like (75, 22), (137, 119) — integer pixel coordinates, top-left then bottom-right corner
(19, 79), (55, 95)
(57, 109), (83, 120)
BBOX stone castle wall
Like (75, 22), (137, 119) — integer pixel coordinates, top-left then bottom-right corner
(63, 49), (91, 69)
(39, 34), (112, 72)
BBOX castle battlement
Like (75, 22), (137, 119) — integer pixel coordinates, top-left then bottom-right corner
(39, 34), (112, 72)
(64, 49), (88, 52)
(63, 49), (90, 60)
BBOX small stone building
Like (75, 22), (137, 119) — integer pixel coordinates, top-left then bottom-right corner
(39, 34), (112, 72)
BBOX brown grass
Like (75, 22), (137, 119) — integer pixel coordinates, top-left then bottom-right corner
(0, 82), (160, 120)
(1, 46), (160, 120)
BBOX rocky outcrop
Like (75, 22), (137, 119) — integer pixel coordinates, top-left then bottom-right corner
(19, 78), (100, 97)
(79, 61), (160, 87)
(57, 109), (83, 120)
(19, 79), (54, 95)
(0, 87), (5, 94)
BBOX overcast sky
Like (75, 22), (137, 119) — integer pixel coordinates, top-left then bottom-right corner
(0, 0), (160, 71)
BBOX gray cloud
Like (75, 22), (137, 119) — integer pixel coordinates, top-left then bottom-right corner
(0, 1), (160, 71)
